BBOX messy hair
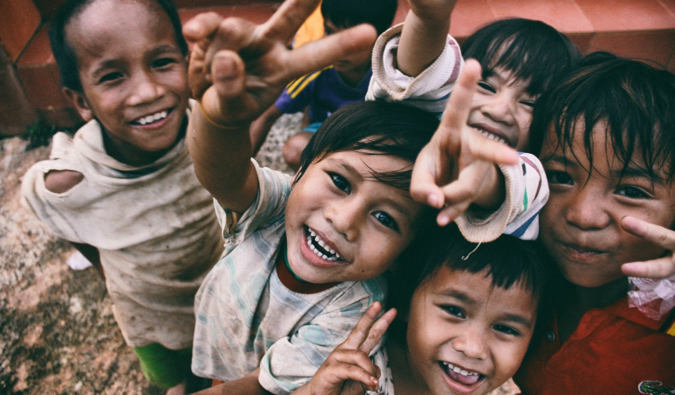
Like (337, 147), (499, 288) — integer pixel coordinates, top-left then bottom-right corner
(321, 0), (397, 35)
(530, 51), (675, 182)
(462, 18), (580, 97)
(49, 0), (188, 92)
(392, 223), (549, 320)
(296, 100), (439, 191)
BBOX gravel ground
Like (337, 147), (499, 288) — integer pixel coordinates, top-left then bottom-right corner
(0, 112), (517, 394)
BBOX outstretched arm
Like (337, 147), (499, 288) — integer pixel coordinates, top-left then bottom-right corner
(183, 0), (377, 213)
(397, 0), (457, 76)
(293, 302), (397, 395)
(411, 60), (519, 227)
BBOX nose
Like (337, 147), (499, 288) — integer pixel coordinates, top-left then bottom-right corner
(127, 71), (164, 106)
(453, 328), (489, 360)
(324, 196), (364, 242)
(482, 92), (516, 125)
(564, 185), (611, 230)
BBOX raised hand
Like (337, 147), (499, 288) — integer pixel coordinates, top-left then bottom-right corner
(295, 302), (397, 395)
(621, 216), (675, 280)
(183, 0), (377, 128)
(410, 60), (520, 226)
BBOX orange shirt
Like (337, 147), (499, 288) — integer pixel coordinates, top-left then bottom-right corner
(515, 297), (675, 394)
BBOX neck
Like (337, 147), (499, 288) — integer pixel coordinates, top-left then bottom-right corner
(275, 243), (338, 294)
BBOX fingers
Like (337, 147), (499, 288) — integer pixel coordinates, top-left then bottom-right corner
(621, 216), (675, 279)
(358, 308), (397, 354)
(285, 24), (377, 78)
(183, 12), (225, 43)
(341, 302), (383, 349)
(411, 145), (449, 208)
(463, 130), (520, 166)
(439, 59), (481, 148)
(262, 0), (322, 43)
(329, 350), (381, 388)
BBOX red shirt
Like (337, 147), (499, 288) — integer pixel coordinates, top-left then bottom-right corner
(515, 297), (675, 394)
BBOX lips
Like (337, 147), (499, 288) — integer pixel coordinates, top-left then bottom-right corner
(130, 108), (173, 126)
(440, 361), (485, 393)
(470, 124), (510, 147)
(300, 226), (347, 267)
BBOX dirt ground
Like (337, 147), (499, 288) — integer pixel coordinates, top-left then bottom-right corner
(0, 113), (518, 394)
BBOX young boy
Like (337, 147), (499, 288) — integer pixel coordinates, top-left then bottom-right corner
(249, 0), (398, 168)
(296, 223), (550, 395)
(21, 0), (224, 391)
(512, 52), (675, 392)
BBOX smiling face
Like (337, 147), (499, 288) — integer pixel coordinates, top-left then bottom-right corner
(65, 0), (189, 166)
(467, 67), (536, 151)
(284, 150), (423, 284)
(405, 267), (537, 395)
(539, 122), (675, 287)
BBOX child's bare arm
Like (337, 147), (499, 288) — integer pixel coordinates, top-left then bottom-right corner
(183, 1), (377, 212)
(411, 60), (519, 226)
(293, 302), (397, 395)
(621, 216), (675, 280)
(397, 0), (457, 76)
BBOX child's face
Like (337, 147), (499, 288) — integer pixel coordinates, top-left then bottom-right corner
(285, 150), (423, 283)
(468, 67), (536, 151)
(406, 267), (537, 395)
(324, 20), (371, 76)
(539, 121), (675, 287)
(65, 0), (189, 165)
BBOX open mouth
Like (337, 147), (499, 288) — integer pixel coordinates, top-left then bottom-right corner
(440, 361), (484, 389)
(305, 227), (343, 261)
(473, 127), (507, 145)
(131, 109), (171, 126)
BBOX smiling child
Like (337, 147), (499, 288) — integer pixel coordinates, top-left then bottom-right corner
(21, 0), (224, 392)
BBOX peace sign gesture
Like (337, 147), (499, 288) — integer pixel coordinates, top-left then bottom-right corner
(183, 0), (378, 128)
(295, 302), (397, 395)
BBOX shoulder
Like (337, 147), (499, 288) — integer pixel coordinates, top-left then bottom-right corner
(44, 170), (84, 193)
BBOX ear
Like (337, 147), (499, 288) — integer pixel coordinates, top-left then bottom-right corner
(63, 87), (93, 121)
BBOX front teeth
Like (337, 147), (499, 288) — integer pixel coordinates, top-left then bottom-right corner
(476, 129), (506, 144)
(442, 362), (479, 377)
(307, 229), (341, 261)
(137, 111), (168, 125)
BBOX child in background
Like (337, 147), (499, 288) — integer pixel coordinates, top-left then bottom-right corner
(21, 0), (224, 392)
(297, 223), (550, 395)
(367, 0), (579, 238)
(249, 0), (398, 168)
(513, 52), (675, 393)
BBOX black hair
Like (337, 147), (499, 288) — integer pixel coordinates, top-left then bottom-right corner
(530, 51), (675, 182)
(462, 18), (580, 98)
(321, 0), (397, 35)
(49, 0), (188, 92)
(296, 100), (439, 192)
(392, 223), (549, 320)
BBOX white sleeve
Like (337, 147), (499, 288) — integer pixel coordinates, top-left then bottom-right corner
(456, 153), (549, 242)
(366, 23), (463, 116)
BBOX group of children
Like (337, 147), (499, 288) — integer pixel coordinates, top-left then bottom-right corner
(19, 0), (675, 394)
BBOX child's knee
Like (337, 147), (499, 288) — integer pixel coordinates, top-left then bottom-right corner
(283, 132), (312, 169)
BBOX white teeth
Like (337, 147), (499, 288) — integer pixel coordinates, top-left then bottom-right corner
(137, 110), (168, 125)
(442, 362), (479, 377)
(476, 129), (506, 144)
(307, 228), (341, 261)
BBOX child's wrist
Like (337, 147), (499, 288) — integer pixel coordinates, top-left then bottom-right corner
(196, 102), (248, 131)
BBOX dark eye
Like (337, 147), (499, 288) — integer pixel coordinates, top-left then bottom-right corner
(441, 305), (466, 319)
(520, 100), (536, 108)
(99, 72), (123, 84)
(329, 172), (351, 193)
(494, 324), (521, 337)
(154, 57), (177, 68)
(477, 81), (496, 93)
(373, 211), (399, 231)
(546, 171), (573, 185)
(616, 185), (650, 199)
